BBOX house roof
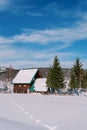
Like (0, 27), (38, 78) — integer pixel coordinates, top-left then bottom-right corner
(34, 78), (48, 92)
(13, 69), (38, 84)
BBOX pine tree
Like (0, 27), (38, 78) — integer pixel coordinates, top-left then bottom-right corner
(82, 70), (87, 88)
(69, 57), (83, 89)
(46, 56), (64, 92)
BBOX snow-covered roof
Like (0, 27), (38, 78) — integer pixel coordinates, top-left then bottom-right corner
(13, 69), (38, 84)
(34, 78), (48, 92)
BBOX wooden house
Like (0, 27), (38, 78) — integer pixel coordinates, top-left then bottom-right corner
(13, 69), (42, 93)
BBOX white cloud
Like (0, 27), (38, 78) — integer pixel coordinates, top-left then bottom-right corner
(8, 55), (75, 69)
(0, 36), (14, 44)
(61, 61), (74, 68)
(11, 60), (51, 69)
(0, 44), (76, 69)
(0, 0), (12, 11)
(1, 17), (87, 68)
(27, 11), (43, 16)
(12, 20), (87, 47)
(0, 49), (15, 58)
(1, 19), (87, 50)
(0, 17), (87, 54)
(0, 0), (8, 5)
(0, 46), (86, 69)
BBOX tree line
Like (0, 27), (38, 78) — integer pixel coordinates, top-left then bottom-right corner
(46, 56), (87, 94)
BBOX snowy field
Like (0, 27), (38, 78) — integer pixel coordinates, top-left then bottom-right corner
(0, 94), (87, 130)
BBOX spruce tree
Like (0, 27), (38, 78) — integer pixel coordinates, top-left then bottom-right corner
(82, 70), (87, 88)
(69, 57), (83, 89)
(46, 56), (64, 92)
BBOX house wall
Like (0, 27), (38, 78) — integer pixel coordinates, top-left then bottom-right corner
(14, 84), (30, 93)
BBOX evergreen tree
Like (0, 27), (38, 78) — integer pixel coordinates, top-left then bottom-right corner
(46, 56), (64, 92)
(82, 70), (87, 88)
(69, 57), (83, 89)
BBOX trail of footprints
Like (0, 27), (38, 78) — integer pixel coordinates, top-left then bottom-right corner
(9, 99), (57, 130)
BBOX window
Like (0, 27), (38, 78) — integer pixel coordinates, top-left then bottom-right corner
(24, 85), (26, 87)
(19, 85), (21, 87)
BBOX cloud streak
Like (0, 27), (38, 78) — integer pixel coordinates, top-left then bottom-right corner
(0, 18), (87, 46)
(0, 16), (87, 68)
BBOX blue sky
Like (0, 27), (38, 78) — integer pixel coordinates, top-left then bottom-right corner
(0, 0), (87, 69)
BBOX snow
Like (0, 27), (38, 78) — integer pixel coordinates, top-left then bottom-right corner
(34, 78), (48, 92)
(13, 69), (38, 84)
(64, 79), (70, 89)
(0, 94), (87, 130)
(0, 81), (4, 88)
(7, 82), (14, 93)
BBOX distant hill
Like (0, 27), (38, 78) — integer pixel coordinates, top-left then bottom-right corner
(39, 68), (71, 79)
(0, 67), (19, 82)
(0, 67), (71, 81)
